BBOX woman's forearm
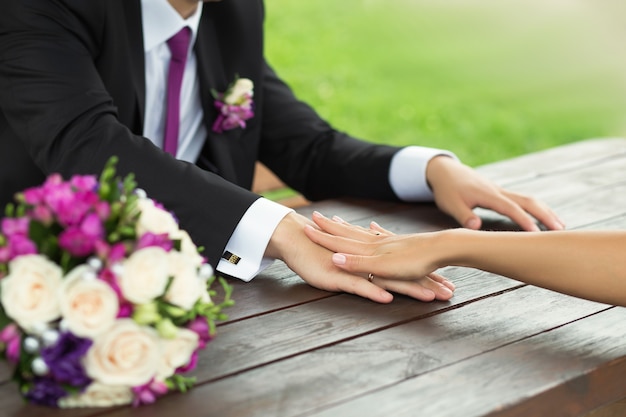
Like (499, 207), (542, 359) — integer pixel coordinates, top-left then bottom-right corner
(439, 230), (626, 306)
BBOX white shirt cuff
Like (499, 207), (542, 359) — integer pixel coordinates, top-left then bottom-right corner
(389, 146), (458, 202)
(217, 198), (293, 282)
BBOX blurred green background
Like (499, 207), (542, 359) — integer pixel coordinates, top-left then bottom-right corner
(264, 0), (626, 167)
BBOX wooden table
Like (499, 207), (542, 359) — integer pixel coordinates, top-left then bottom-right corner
(2, 138), (626, 417)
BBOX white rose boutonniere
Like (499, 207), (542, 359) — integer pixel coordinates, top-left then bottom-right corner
(212, 76), (254, 133)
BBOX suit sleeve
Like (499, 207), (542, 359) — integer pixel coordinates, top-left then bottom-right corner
(257, 62), (402, 202)
(0, 0), (258, 269)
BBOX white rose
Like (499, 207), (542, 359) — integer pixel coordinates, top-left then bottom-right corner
(1, 254), (62, 332)
(135, 198), (179, 237)
(224, 78), (254, 105)
(84, 319), (161, 386)
(58, 383), (133, 408)
(171, 229), (203, 267)
(59, 265), (119, 338)
(119, 247), (169, 304)
(164, 251), (204, 310)
(157, 328), (199, 380)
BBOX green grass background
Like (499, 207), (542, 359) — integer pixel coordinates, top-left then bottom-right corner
(263, 0), (626, 167)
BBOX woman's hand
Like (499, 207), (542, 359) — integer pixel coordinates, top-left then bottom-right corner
(303, 211), (455, 300)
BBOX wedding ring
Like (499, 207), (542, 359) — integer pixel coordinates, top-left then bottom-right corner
(368, 273), (375, 282)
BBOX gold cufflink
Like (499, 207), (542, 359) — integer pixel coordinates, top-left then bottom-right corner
(222, 251), (241, 265)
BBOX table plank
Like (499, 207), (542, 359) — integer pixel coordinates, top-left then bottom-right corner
(476, 137), (626, 185)
(309, 307), (626, 417)
(114, 287), (610, 417)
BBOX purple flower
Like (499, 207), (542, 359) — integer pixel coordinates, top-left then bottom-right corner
(0, 324), (21, 364)
(187, 316), (212, 349)
(117, 303), (134, 318)
(132, 379), (168, 407)
(212, 101), (254, 133)
(41, 332), (92, 387)
(137, 232), (173, 252)
(25, 378), (68, 407)
(58, 227), (96, 257)
(211, 77), (254, 134)
(177, 350), (198, 373)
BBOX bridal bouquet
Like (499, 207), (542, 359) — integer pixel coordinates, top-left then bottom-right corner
(0, 157), (233, 408)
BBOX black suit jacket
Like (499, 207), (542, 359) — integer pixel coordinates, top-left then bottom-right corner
(0, 0), (400, 268)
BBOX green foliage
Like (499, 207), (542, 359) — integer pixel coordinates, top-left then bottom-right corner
(265, 0), (626, 167)
(166, 374), (197, 393)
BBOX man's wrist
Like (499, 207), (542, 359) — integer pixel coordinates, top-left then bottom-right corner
(264, 212), (307, 261)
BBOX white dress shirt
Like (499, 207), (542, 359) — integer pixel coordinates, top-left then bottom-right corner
(141, 0), (456, 281)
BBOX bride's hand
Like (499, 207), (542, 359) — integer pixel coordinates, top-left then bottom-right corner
(304, 211), (455, 299)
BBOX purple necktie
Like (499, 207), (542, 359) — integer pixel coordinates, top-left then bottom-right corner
(163, 27), (191, 157)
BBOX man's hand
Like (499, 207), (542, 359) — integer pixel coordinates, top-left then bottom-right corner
(426, 156), (565, 231)
(265, 212), (454, 304)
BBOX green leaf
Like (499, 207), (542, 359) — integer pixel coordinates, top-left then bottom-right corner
(166, 374), (196, 393)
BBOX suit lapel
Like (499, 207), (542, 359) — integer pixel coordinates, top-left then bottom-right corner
(194, 12), (241, 183)
(121, 0), (146, 128)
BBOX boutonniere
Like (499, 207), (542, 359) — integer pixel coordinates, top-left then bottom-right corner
(211, 76), (254, 134)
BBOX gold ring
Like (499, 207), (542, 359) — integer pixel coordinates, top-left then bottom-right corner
(368, 273), (375, 282)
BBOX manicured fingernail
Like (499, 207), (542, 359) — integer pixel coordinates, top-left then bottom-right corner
(370, 221), (381, 228)
(332, 253), (346, 265)
(465, 218), (481, 229)
(332, 215), (345, 223)
(441, 287), (453, 296)
(313, 211), (324, 219)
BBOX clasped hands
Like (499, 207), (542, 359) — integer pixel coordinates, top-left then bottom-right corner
(265, 157), (564, 304)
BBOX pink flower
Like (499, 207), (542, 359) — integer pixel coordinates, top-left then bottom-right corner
(22, 187), (45, 205)
(59, 228), (96, 257)
(0, 246), (10, 263)
(30, 205), (54, 225)
(94, 241), (127, 263)
(131, 379), (169, 407)
(7, 234), (37, 259)
(94, 201), (111, 221)
(70, 175), (97, 192)
(98, 267), (133, 318)
(1, 217), (29, 237)
(55, 190), (100, 227)
(0, 324), (21, 364)
(58, 213), (104, 257)
(137, 232), (173, 252)
(80, 213), (104, 238)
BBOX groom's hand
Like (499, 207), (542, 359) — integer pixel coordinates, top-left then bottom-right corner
(265, 212), (454, 303)
(426, 156), (565, 232)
